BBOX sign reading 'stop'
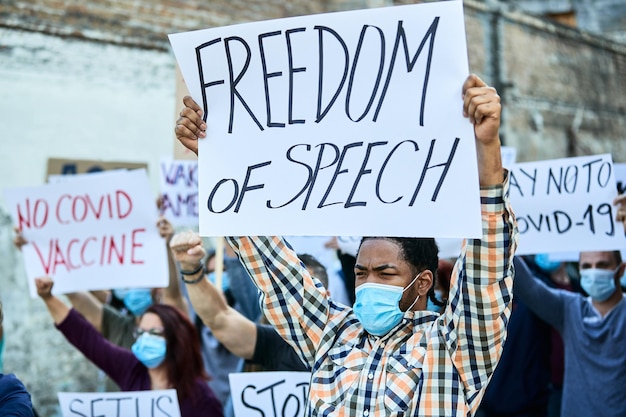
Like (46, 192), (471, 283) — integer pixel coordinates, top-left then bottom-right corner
(169, 1), (482, 238)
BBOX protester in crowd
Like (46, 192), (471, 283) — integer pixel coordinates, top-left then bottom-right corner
(530, 255), (583, 417)
(184, 241), (261, 408)
(175, 73), (518, 416)
(0, 301), (35, 417)
(477, 253), (584, 417)
(476, 260), (553, 417)
(170, 231), (330, 372)
(13, 216), (186, 392)
(513, 249), (626, 417)
(35, 277), (223, 417)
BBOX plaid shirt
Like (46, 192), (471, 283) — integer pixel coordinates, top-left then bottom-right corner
(227, 172), (518, 417)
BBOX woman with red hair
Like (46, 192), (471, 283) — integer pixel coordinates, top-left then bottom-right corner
(35, 277), (223, 417)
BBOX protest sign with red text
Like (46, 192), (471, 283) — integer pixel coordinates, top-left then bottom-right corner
(3, 169), (168, 297)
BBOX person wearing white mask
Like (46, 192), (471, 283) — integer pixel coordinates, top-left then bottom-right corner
(513, 250), (626, 417)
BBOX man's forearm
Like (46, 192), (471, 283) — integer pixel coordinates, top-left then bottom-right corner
(184, 273), (257, 359)
(476, 140), (504, 186)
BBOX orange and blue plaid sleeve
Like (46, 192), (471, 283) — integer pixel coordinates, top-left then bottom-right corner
(225, 235), (330, 368)
(440, 170), (518, 411)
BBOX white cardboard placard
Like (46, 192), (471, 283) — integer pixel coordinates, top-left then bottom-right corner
(229, 372), (310, 417)
(509, 154), (626, 255)
(169, 1), (482, 238)
(158, 157), (199, 228)
(58, 389), (181, 417)
(3, 170), (168, 297)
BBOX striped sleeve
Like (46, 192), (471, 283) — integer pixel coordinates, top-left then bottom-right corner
(226, 236), (330, 367)
(440, 171), (518, 409)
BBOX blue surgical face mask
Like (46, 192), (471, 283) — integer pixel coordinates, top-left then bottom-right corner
(112, 288), (130, 301)
(534, 254), (562, 273)
(207, 271), (230, 293)
(123, 289), (153, 317)
(353, 272), (422, 337)
(426, 289), (443, 312)
(131, 333), (167, 369)
(580, 268), (617, 302)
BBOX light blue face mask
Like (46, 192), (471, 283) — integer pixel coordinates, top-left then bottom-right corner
(426, 289), (443, 312)
(353, 272), (422, 336)
(207, 271), (230, 293)
(534, 254), (562, 274)
(123, 289), (153, 317)
(112, 288), (130, 301)
(580, 268), (617, 302)
(131, 333), (167, 369)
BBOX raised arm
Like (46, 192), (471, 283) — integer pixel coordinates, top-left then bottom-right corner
(36, 277), (71, 325)
(437, 74), (518, 404)
(463, 74), (504, 186)
(512, 256), (567, 331)
(37, 278), (137, 386)
(169, 231), (258, 360)
(66, 292), (104, 332)
(226, 235), (328, 367)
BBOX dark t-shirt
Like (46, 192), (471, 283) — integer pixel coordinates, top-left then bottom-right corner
(251, 324), (308, 372)
(0, 373), (34, 417)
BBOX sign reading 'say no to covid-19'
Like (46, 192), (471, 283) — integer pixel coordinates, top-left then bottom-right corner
(169, 1), (481, 238)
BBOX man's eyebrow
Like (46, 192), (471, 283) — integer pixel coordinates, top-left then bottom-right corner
(354, 264), (397, 271)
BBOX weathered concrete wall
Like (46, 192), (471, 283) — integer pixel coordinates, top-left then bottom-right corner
(1, 0), (625, 415)
(501, 0), (626, 43)
(0, 28), (176, 416)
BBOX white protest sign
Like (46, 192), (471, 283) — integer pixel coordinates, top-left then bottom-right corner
(3, 169), (168, 297)
(614, 162), (626, 195)
(229, 372), (310, 417)
(169, 1), (482, 238)
(509, 154), (626, 255)
(158, 157), (199, 228)
(58, 389), (181, 417)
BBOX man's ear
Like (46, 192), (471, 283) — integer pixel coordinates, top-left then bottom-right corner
(416, 270), (434, 296)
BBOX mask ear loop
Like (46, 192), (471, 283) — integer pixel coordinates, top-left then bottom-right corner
(403, 271), (424, 311)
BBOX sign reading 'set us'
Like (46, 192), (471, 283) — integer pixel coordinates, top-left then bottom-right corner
(170, 1), (482, 238)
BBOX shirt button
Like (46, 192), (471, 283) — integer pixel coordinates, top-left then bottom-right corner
(368, 373), (374, 380)
(364, 410), (370, 416)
